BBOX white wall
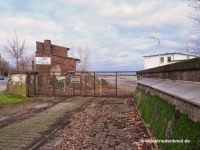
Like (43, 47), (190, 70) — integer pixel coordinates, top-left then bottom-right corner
(144, 56), (160, 69)
(174, 54), (196, 60)
(144, 54), (196, 69)
(11, 74), (27, 83)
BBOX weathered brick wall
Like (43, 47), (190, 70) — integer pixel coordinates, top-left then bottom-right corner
(44, 40), (51, 54)
(52, 45), (69, 57)
(137, 58), (200, 82)
(35, 40), (78, 76)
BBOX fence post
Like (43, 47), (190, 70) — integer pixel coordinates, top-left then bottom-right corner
(100, 78), (102, 96)
(26, 73), (30, 97)
(116, 72), (118, 96)
(85, 76), (87, 96)
(53, 72), (55, 95)
(34, 74), (36, 95)
(94, 72), (96, 96)
(73, 83), (75, 96)
(80, 75), (82, 95)
(64, 75), (66, 94)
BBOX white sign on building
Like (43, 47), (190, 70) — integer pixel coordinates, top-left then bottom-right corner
(36, 57), (51, 65)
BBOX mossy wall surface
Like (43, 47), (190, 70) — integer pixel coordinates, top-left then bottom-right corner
(133, 88), (200, 150)
(6, 81), (26, 96)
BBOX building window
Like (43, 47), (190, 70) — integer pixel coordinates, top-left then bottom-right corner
(160, 57), (164, 63)
(167, 56), (171, 62)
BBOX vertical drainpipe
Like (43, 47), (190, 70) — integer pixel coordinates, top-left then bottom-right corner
(26, 73), (30, 97)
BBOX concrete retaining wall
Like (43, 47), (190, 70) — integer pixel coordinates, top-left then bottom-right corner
(137, 79), (200, 122)
(136, 58), (200, 122)
(133, 88), (200, 149)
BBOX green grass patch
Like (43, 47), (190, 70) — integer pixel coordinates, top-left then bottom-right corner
(133, 88), (200, 150)
(0, 91), (32, 104)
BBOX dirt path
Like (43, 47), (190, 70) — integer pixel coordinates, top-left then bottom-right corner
(39, 98), (156, 150)
(0, 97), (91, 150)
(0, 97), (68, 128)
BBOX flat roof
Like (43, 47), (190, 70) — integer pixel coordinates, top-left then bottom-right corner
(143, 52), (197, 57)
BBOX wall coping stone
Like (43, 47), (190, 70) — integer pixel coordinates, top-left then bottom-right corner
(137, 78), (200, 107)
(11, 71), (39, 75)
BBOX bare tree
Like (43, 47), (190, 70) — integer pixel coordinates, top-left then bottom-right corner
(18, 53), (35, 71)
(3, 32), (26, 71)
(185, 0), (200, 55)
(76, 47), (90, 71)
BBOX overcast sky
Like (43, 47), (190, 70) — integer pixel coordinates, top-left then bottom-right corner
(0, 0), (193, 71)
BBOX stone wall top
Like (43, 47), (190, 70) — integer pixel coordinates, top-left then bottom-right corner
(11, 71), (38, 75)
(137, 78), (200, 107)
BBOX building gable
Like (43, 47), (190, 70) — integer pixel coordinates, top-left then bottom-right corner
(35, 40), (79, 76)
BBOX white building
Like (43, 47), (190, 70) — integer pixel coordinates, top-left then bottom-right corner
(143, 53), (197, 69)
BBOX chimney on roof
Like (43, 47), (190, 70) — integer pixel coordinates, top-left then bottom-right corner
(44, 40), (51, 54)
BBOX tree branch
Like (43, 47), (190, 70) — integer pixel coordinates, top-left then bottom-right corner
(3, 32), (26, 70)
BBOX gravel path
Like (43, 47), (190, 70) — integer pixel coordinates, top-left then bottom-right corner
(40, 98), (156, 150)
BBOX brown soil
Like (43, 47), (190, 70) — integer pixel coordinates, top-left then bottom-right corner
(0, 96), (68, 128)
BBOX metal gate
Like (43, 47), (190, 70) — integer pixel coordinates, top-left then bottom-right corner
(32, 71), (137, 97)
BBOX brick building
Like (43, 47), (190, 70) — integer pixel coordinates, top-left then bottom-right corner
(35, 40), (79, 77)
